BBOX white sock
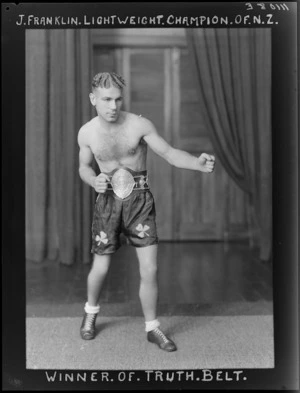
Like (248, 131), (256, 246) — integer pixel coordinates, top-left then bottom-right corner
(84, 302), (100, 314)
(145, 319), (160, 332)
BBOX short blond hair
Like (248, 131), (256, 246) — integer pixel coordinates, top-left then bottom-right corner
(92, 72), (126, 90)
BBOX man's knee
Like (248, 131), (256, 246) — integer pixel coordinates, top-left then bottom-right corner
(140, 261), (158, 281)
(136, 245), (158, 281)
(90, 253), (111, 275)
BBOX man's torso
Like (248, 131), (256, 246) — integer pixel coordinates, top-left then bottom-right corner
(85, 112), (148, 173)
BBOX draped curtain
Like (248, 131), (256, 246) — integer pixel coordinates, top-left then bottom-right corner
(26, 30), (95, 265)
(186, 28), (272, 261)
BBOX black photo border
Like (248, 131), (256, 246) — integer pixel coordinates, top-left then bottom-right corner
(2, 1), (299, 390)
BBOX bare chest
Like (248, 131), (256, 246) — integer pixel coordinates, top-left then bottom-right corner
(91, 130), (146, 162)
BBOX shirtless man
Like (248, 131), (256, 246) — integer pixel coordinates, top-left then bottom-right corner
(78, 72), (215, 352)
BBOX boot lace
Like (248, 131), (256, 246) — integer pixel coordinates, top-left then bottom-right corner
(153, 328), (169, 343)
(84, 313), (97, 330)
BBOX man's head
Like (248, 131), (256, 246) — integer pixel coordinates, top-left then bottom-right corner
(89, 72), (126, 123)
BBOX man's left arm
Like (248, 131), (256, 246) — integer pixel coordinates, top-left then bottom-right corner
(142, 119), (215, 173)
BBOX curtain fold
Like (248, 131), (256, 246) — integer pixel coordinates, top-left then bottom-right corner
(186, 28), (272, 261)
(26, 30), (94, 265)
(26, 30), (48, 262)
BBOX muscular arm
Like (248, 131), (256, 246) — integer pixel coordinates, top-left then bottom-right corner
(78, 128), (97, 188)
(143, 119), (213, 172)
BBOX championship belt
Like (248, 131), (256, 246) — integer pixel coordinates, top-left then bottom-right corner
(110, 168), (135, 199)
(108, 168), (149, 199)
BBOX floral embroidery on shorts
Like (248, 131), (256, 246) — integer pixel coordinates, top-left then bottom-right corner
(95, 231), (108, 245)
(136, 224), (150, 238)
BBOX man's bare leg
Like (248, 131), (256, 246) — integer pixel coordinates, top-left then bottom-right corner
(136, 245), (177, 352)
(80, 253), (111, 340)
(136, 245), (158, 322)
(87, 254), (111, 306)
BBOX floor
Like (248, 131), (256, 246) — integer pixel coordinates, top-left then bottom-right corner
(26, 242), (273, 317)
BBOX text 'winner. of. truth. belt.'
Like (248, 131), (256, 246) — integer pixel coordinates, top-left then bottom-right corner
(105, 167), (149, 199)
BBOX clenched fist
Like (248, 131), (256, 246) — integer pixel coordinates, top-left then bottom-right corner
(198, 153), (215, 173)
(93, 173), (110, 193)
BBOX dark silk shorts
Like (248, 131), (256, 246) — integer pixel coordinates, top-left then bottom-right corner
(91, 189), (159, 255)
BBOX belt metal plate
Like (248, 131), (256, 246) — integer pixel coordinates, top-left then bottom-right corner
(110, 168), (135, 199)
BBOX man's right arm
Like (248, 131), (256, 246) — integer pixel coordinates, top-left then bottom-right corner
(78, 127), (110, 193)
(78, 127), (97, 188)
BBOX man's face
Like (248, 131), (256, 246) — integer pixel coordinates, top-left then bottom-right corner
(90, 85), (123, 123)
